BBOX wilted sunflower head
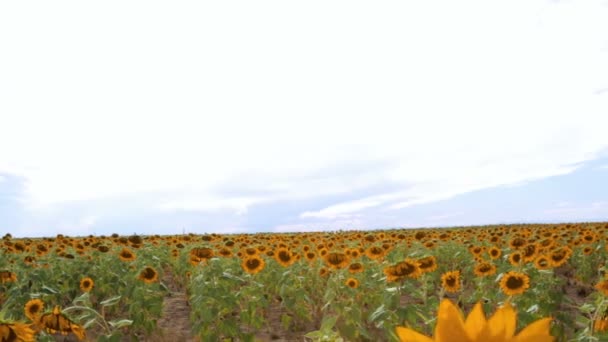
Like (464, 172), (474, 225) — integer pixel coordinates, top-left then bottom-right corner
(0, 322), (36, 342)
(324, 252), (349, 269)
(348, 262), (364, 274)
(395, 259), (422, 279)
(80, 277), (94, 293)
(474, 262), (496, 277)
(138, 266), (159, 284)
(24, 298), (45, 321)
(417, 256), (437, 273)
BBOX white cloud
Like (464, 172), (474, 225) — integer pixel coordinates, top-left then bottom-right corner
(543, 202), (608, 220)
(274, 218), (364, 233)
(159, 197), (263, 216)
(0, 0), (606, 224)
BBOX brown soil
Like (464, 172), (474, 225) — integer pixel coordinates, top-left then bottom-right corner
(146, 269), (196, 342)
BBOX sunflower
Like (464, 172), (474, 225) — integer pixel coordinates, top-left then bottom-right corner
(118, 248), (136, 262)
(499, 271), (530, 296)
(508, 252), (523, 266)
(534, 255), (552, 270)
(138, 266), (159, 284)
(218, 247), (233, 257)
(348, 262), (364, 274)
(384, 259), (422, 282)
(473, 262), (497, 277)
(0, 270), (17, 283)
(548, 246), (572, 267)
(345, 278), (359, 289)
(38, 306), (87, 341)
(79, 277), (94, 293)
(304, 251), (317, 263)
(395, 299), (554, 342)
(324, 252), (350, 269)
(24, 298), (45, 322)
(274, 247), (296, 267)
(365, 246), (385, 260)
(595, 317), (608, 333)
(509, 237), (527, 249)
(441, 270), (461, 293)
(0, 322), (36, 342)
(319, 267), (330, 277)
(417, 256), (437, 273)
(241, 256), (265, 275)
(595, 279), (608, 296)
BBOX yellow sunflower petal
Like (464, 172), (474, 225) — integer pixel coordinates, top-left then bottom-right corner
(396, 326), (434, 342)
(435, 299), (472, 342)
(464, 302), (487, 340)
(482, 301), (517, 340)
(514, 318), (554, 342)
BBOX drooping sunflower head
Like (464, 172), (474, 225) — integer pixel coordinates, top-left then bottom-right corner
(348, 262), (364, 274)
(474, 262), (497, 277)
(509, 236), (528, 249)
(441, 270), (461, 293)
(138, 266), (159, 284)
(0, 270), (17, 283)
(417, 256), (437, 273)
(0, 322), (36, 342)
(24, 298), (45, 322)
(241, 256), (265, 275)
(499, 271), (530, 296)
(395, 259), (422, 279)
(79, 277), (94, 293)
(324, 252), (350, 269)
(118, 248), (136, 262)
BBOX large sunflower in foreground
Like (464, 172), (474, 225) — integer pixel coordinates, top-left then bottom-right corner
(0, 322), (36, 342)
(396, 299), (554, 342)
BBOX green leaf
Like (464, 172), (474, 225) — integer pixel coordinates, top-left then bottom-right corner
(100, 295), (122, 307)
(320, 315), (338, 331)
(108, 319), (133, 329)
(369, 304), (386, 322)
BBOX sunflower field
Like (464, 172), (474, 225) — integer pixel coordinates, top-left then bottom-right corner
(1, 222), (608, 341)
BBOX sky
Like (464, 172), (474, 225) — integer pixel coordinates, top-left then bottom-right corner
(1, 0), (607, 238)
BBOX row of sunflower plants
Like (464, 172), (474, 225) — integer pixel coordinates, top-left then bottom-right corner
(1, 235), (169, 341)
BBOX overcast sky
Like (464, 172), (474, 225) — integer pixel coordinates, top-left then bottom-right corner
(1, 0), (607, 237)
